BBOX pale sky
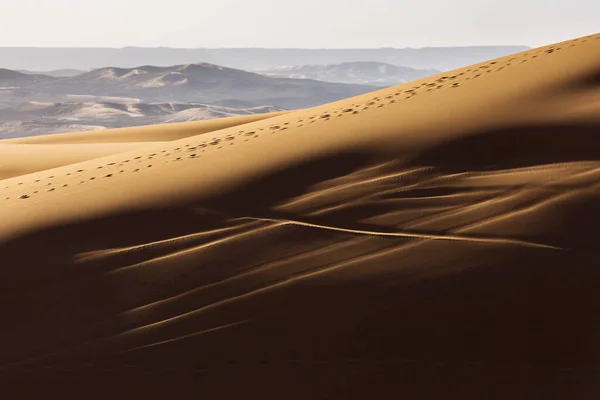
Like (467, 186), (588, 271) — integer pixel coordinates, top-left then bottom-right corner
(1, 0), (597, 48)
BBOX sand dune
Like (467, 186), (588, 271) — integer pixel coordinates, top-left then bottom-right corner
(0, 34), (599, 398)
(0, 111), (289, 178)
(0, 142), (164, 180)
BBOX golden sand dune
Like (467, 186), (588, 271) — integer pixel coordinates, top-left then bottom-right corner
(0, 34), (599, 398)
(0, 110), (288, 180)
(0, 142), (165, 179)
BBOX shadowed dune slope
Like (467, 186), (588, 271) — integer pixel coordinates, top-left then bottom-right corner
(0, 34), (599, 398)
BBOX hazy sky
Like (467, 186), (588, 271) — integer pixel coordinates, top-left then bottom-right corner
(1, 0), (597, 48)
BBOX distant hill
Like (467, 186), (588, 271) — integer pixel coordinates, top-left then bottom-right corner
(0, 101), (283, 138)
(18, 63), (378, 109)
(259, 62), (439, 86)
(0, 69), (57, 108)
(0, 46), (530, 72)
(0, 68), (55, 86)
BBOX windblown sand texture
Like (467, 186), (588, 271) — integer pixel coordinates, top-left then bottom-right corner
(1, 34), (599, 398)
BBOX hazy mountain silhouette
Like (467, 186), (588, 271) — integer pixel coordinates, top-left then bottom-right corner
(259, 61), (439, 86)
(17, 69), (88, 78)
(0, 46), (530, 72)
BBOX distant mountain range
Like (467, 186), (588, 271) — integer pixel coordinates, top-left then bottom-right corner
(17, 69), (88, 78)
(0, 101), (283, 138)
(0, 46), (530, 72)
(259, 62), (439, 86)
(0, 63), (377, 111)
(0, 46), (527, 138)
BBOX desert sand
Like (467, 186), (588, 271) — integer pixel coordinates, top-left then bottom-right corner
(0, 34), (599, 398)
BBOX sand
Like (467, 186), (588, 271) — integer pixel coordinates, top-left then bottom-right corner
(0, 34), (599, 398)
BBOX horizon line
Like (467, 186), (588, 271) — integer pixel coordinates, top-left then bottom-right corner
(0, 44), (532, 50)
